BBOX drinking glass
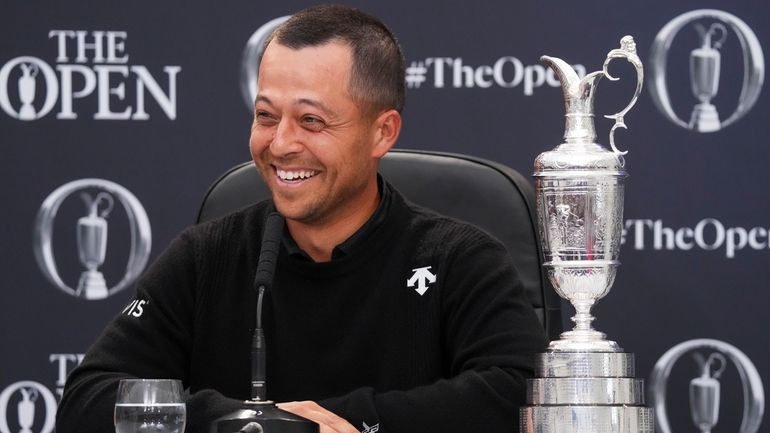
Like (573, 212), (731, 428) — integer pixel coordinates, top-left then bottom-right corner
(114, 379), (186, 433)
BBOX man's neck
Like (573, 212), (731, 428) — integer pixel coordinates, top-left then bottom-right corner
(286, 181), (380, 262)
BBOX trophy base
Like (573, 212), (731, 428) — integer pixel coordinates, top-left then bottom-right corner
(528, 377), (645, 404)
(521, 351), (653, 433)
(689, 102), (721, 132)
(521, 405), (653, 433)
(548, 329), (621, 352)
(77, 270), (108, 300)
(536, 351), (634, 377)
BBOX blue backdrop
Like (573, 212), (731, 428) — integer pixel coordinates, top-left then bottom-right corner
(1, 1), (766, 432)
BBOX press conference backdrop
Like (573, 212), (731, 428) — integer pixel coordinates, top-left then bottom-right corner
(1, 1), (767, 432)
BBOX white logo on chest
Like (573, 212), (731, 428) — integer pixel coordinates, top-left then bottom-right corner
(407, 266), (436, 296)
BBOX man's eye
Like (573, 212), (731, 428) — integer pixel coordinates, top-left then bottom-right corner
(302, 116), (325, 131)
(255, 110), (276, 122)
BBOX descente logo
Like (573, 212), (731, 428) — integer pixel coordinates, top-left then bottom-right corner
(0, 30), (180, 121)
(622, 219), (769, 258)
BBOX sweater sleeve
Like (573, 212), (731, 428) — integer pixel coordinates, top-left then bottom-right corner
(55, 230), (243, 433)
(318, 228), (548, 433)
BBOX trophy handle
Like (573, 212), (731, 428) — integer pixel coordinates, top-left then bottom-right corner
(601, 35), (644, 157)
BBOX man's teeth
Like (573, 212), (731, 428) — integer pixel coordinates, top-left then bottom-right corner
(277, 169), (318, 181)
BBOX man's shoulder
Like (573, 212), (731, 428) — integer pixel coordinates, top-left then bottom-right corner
(393, 190), (503, 251)
(183, 199), (273, 243)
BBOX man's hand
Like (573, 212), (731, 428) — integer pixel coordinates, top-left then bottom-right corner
(277, 401), (359, 433)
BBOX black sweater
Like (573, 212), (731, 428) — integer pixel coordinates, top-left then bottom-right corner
(56, 185), (547, 433)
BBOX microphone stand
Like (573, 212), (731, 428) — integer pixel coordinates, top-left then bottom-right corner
(213, 402), (316, 433)
(211, 212), (319, 433)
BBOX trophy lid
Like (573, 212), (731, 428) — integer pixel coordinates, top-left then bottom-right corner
(534, 36), (643, 178)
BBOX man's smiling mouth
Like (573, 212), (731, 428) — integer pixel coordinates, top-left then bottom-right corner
(275, 167), (320, 182)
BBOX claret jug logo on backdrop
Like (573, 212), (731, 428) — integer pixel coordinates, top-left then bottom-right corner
(0, 354), (84, 433)
(0, 381), (57, 433)
(33, 179), (152, 300)
(649, 9), (765, 133)
(239, 16), (584, 111)
(649, 339), (765, 433)
(0, 30), (181, 121)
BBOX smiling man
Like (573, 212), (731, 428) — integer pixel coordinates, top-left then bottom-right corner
(56, 5), (546, 433)
(251, 35), (400, 262)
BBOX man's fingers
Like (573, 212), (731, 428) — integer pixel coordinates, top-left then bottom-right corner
(278, 401), (359, 433)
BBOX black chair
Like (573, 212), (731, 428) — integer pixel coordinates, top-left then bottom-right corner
(197, 149), (562, 340)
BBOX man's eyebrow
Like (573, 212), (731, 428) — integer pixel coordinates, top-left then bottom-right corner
(255, 95), (340, 118)
(255, 95), (274, 106)
(297, 98), (339, 118)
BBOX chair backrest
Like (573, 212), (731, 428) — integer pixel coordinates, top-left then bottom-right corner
(197, 149), (562, 340)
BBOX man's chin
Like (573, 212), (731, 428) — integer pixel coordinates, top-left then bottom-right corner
(272, 200), (318, 225)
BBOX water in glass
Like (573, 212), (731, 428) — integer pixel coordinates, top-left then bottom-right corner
(114, 403), (186, 433)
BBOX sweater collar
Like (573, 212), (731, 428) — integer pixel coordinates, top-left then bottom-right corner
(282, 175), (391, 262)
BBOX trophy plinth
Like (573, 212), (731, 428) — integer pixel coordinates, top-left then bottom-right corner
(521, 37), (653, 433)
(548, 335), (619, 352)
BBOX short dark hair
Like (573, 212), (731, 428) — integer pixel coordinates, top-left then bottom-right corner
(267, 5), (405, 115)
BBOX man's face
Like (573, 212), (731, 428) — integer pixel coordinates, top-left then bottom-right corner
(250, 40), (381, 226)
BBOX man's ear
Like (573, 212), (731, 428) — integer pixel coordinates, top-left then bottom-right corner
(371, 109), (401, 159)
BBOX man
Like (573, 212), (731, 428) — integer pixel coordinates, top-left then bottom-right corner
(56, 5), (547, 433)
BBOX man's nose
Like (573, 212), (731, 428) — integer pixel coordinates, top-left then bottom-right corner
(270, 119), (303, 156)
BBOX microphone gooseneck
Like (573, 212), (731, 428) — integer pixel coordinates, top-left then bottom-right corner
(251, 212), (284, 402)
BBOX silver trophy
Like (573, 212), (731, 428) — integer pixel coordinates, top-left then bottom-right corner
(76, 192), (114, 300)
(689, 23), (727, 132)
(521, 36), (653, 433)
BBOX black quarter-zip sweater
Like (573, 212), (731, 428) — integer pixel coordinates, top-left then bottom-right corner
(56, 182), (547, 433)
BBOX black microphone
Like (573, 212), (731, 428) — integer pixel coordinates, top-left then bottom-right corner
(251, 211), (284, 402)
(254, 212), (284, 292)
(213, 210), (317, 432)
